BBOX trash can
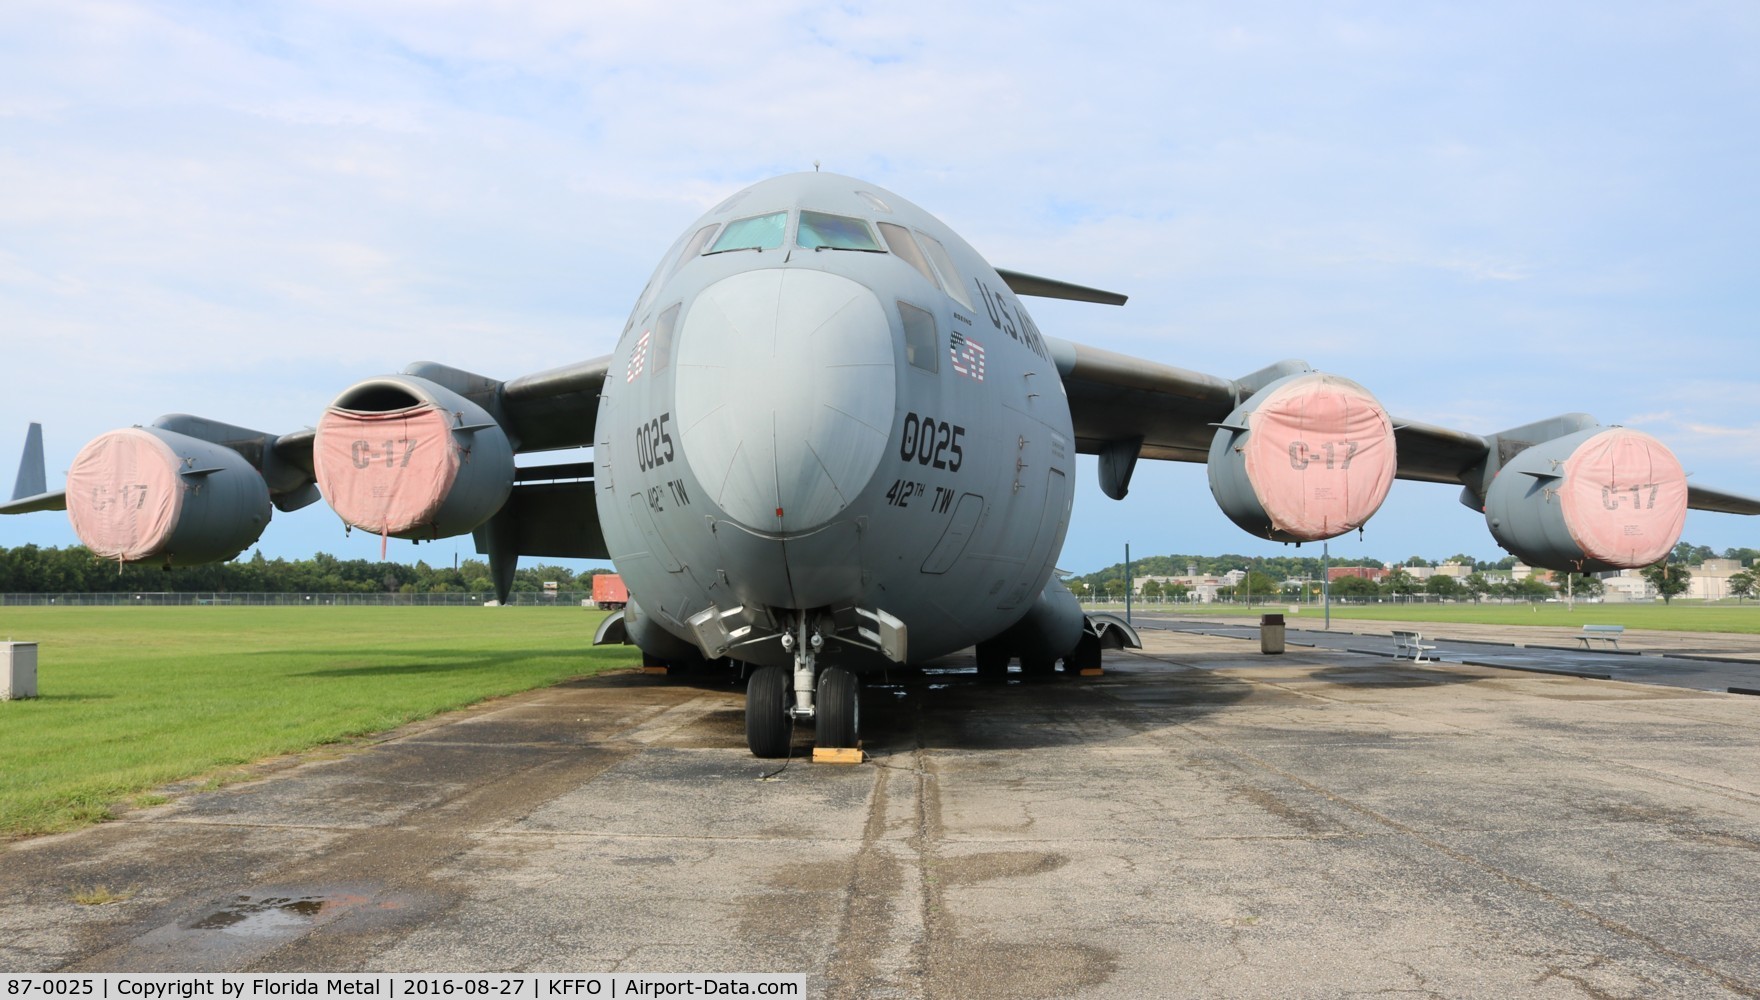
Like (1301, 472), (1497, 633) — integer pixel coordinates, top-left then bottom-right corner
(1259, 614), (1285, 655)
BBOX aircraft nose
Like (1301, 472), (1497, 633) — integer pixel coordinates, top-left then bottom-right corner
(673, 268), (897, 534)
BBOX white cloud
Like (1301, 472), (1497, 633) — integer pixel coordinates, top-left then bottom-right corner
(3, 0), (1758, 566)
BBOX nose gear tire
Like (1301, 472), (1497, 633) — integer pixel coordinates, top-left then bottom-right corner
(816, 667), (861, 750)
(746, 665), (793, 758)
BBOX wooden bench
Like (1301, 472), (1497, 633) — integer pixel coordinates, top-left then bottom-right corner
(1391, 630), (1438, 662)
(1578, 624), (1624, 650)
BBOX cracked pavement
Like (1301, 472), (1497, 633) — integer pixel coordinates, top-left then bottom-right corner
(5, 631), (1760, 998)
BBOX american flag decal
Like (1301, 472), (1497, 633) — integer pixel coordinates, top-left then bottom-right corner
(625, 329), (651, 383)
(949, 331), (986, 381)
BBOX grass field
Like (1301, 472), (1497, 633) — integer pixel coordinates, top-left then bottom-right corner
(0, 606), (639, 839)
(1090, 600), (1760, 633)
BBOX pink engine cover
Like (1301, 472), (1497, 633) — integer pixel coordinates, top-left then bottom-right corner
(315, 404), (461, 535)
(65, 428), (184, 561)
(1559, 428), (1687, 567)
(1241, 375), (1396, 540)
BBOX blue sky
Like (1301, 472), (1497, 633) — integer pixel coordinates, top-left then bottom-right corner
(2, 1), (1756, 574)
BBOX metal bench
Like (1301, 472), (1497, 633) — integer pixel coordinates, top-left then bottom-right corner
(1391, 630), (1438, 662)
(1578, 624), (1624, 650)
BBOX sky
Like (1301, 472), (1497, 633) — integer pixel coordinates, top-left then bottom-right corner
(1, 0), (1756, 576)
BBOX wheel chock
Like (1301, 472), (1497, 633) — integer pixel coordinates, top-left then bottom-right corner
(1079, 667), (1104, 677)
(812, 747), (864, 765)
(641, 665), (668, 675)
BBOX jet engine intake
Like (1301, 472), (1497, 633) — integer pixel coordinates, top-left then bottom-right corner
(1484, 427), (1687, 572)
(65, 427), (271, 565)
(314, 375), (515, 539)
(1207, 372), (1397, 542)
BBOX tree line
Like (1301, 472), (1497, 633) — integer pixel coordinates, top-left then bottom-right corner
(4, 541), (1752, 601)
(0, 545), (605, 595)
(1070, 543), (1758, 604)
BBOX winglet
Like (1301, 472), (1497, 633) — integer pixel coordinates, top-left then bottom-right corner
(1, 423), (66, 515)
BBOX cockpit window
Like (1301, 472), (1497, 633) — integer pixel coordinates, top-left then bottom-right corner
(798, 210), (883, 252)
(898, 301), (938, 373)
(668, 225), (719, 279)
(708, 211), (786, 253)
(651, 303), (681, 375)
(879, 222), (939, 288)
(916, 233), (974, 310)
(627, 223), (706, 329)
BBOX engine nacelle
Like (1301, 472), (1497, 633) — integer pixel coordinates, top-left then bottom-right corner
(621, 598), (707, 664)
(994, 576), (1085, 659)
(1485, 427), (1687, 572)
(65, 427), (271, 565)
(1207, 372), (1397, 541)
(314, 375), (515, 540)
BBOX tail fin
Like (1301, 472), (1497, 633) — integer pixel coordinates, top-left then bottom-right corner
(12, 423), (45, 501)
(2, 423), (65, 514)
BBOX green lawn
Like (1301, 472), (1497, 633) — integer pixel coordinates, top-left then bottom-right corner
(1096, 600), (1760, 634)
(0, 606), (639, 839)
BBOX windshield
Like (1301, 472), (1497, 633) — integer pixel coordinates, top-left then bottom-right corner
(708, 212), (787, 253)
(799, 210), (883, 252)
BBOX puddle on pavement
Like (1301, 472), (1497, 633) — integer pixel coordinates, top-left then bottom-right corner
(186, 892), (389, 936)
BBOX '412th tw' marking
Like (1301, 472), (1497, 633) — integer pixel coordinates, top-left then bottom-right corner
(885, 479), (956, 514)
(646, 479), (691, 513)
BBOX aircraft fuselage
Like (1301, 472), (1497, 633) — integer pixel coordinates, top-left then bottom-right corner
(595, 173), (1074, 672)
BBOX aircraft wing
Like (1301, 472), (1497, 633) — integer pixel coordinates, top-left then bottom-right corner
(1047, 336), (1489, 478)
(1047, 338), (1238, 464)
(495, 356), (615, 452)
(5, 355), (614, 597)
(1683, 483), (1760, 516)
(1045, 334), (1760, 516)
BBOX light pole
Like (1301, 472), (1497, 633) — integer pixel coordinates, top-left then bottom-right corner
(1124, 542), (1133, 626)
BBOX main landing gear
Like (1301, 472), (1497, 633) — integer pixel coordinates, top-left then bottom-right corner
(745, 618), (862, 759)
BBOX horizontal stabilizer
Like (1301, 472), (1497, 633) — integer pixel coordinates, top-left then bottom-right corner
(996, 268), (1128, 306)
(0, 491), (66, 515)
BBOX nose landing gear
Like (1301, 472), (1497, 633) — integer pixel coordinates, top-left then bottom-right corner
(744, 618), (863, 758)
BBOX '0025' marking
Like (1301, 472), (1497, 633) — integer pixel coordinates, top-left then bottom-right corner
(899, 414), (964, 472)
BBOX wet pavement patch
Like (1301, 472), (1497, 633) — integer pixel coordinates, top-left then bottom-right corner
(186, 891), (403, 935)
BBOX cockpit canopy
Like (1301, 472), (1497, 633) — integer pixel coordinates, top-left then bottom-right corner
(706, 208), (883, 254)
(625, 175), (976, 330)
(798, 210), (883, 252)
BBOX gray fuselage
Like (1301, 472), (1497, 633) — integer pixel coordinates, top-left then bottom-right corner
(595, 173), (1074, 670)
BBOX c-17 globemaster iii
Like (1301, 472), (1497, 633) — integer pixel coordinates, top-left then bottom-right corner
(8, 172), (1759, 757)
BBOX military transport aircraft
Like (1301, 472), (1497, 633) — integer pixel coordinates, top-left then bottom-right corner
(8, 172), (1760, 757)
